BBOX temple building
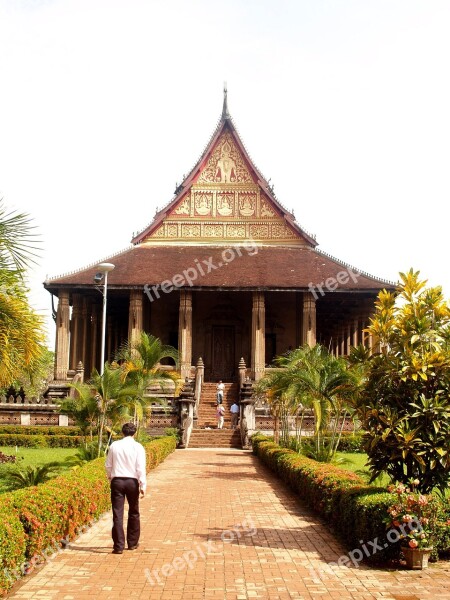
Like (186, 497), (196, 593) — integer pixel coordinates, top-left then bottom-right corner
(44, 91), (394, 399)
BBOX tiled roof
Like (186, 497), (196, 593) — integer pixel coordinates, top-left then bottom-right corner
(44, 245), (395, 292)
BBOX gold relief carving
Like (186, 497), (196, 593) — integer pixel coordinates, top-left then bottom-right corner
(261, 197), (276, 218)
(181, 224), (201, 238)
(250, 224), (269, 238)
(198, 132), (253, 184)
(167, 223), (178, 238)
(238, 192), (256, 217)
(204, 224), (224, 238)
(226, 224), (246, 238)
(194, 192), (213, 216)
(174, 196), (191, 215)
(217, 192), (235, 216)
(271, 223), (296, 238)
(153, 225), (165, 237)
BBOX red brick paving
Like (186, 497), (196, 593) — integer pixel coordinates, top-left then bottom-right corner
(6, 449), (450, 599)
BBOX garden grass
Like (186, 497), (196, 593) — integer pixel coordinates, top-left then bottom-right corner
(0, 446), (79, 494)
(336, 451), (389, 486)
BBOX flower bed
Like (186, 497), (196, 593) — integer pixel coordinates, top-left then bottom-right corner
(0, 435), (176, 595)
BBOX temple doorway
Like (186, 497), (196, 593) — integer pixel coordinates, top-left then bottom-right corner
(211, 325), (235, 381)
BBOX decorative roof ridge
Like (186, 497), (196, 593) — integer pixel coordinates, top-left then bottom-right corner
(45, 245), (133, 282)
(313, 246), (398, 287)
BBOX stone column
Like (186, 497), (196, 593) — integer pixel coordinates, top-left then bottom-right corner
(178, 290), (193, 381)
(69, 293), (83, 370)
(54, 290), (70, 380)
(301, 292), (316, 347)
(128, 290), (144, 347)
(251, 291), (265, 381)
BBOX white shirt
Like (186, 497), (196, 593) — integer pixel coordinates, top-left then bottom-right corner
(105, 435), (147, 492)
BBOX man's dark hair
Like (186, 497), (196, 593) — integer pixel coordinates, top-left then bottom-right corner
(122, 422), (137, 437)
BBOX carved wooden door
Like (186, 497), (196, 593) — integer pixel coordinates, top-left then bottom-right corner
(211, 326), (235, 380)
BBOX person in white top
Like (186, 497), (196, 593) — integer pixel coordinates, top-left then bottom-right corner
(216, 380), (225, 404)
(105, 422), (146, 554)
(230, 402), (240, 429)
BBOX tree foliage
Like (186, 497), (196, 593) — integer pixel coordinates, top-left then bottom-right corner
(256, 344), (358, 460)
(0, 200), (46, 389)
(357, 269), (450, 493)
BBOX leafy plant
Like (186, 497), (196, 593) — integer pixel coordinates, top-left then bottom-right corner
(356, 270), (450, 493)
(3, 462), (63, 489)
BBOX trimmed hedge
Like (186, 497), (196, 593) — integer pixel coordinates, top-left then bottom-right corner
(252, 434), (400, 564)
(0, 435), (176, 595)
(0, 434), (84, 448)
(0, 426), (82, 436)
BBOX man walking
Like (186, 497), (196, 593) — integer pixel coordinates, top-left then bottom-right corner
(230, 402), (240, 429)
(105, 422), (146, 554)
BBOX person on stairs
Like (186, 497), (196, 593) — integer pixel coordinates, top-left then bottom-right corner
(216, 380), (224, 404)
(217, 403), (225, 429)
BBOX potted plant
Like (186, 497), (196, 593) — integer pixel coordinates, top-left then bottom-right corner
(385, 480), (439, 569)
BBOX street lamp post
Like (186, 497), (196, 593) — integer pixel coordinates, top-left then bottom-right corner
(94, 262), (115, 375)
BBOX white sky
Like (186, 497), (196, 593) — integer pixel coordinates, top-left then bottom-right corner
(1, 0), (449, 348)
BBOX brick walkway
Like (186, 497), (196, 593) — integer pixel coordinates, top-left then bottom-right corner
(7, 449), (450, 600)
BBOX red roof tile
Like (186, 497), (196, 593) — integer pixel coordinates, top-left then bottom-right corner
(44, 245), (395, 292)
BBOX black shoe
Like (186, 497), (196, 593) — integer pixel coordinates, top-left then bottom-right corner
(112, 548), (123, 554)
(128, 543), (139, 551)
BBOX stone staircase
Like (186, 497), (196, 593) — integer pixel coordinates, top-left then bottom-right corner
(188, 382), (241, 448)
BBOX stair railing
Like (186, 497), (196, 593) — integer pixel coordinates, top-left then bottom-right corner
(193, 357), (204, 424)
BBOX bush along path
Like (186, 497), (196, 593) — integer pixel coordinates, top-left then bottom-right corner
(0, 436), (176, 595)
(251, 434), (450, 564)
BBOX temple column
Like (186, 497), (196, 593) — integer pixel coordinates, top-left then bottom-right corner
(352, 316), (360, 347)
(91, 301), (100, 374)
(54, 290), (70, 380)
(81, 297), (91, 376)
(301, 292), (316, 347)
(251, 291), (265, 381)
(69, 293), (83, 369)
(128, 290), (144, 347)
(346, 323), (352, 354)
(178, 290), (193, 380)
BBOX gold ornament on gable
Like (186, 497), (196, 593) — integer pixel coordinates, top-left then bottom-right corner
(217, 192), (235, 216)
(194, 192), (213, 216)
(261, 197), (276, 218)
(204, 224), (224, 237)
(174, 196), (191, 215)
(238, 192), (256, 217)
(197, 133), (253, 184)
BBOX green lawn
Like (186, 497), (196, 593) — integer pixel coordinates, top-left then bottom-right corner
(335, 451), (389, 486)
(0, 446), (79, 494)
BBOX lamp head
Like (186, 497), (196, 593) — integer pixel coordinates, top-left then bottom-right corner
(96, 262), (115, 273)
(93, 272), (104, 284)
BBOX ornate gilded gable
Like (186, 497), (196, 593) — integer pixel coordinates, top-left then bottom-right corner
(137, 116), (313, 247)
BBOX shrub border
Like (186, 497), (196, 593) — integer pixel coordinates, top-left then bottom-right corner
(0, 435), (176, 595)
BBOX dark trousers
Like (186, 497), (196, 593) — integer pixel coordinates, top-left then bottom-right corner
(110, 477), (140, 550)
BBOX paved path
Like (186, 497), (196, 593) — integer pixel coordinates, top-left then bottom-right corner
(7, 449), (450, 600)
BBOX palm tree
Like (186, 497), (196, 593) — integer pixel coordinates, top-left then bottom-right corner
(68, 363), (138, 457)
(115, 333), (180, 432)
(3, 462), (62, 489)
(0, 201), (45, 388)
(256, 345), (358, 461)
